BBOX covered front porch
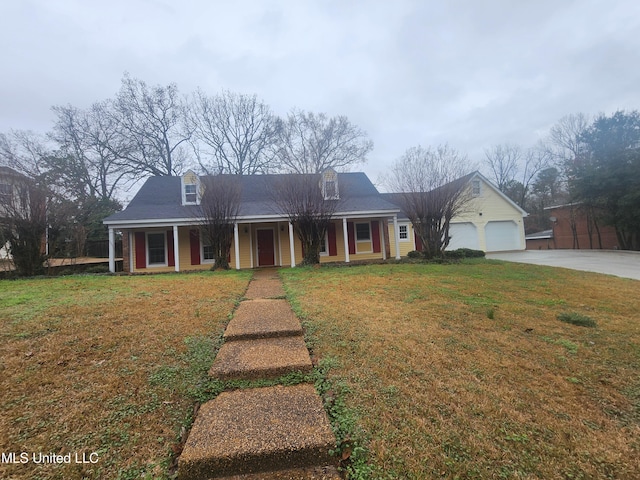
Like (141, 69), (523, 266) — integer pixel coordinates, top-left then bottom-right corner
(107, 215), (404, 273)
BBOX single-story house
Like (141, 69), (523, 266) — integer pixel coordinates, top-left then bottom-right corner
(382, 171), (528, 256)
(103, 170), (528, 273)
(103, 169), (403, 272)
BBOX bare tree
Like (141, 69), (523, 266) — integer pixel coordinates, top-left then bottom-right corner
(0, 174), (48, 276)
(190, 90), (280, 175)
(113, 74), (193, 176)
(0, 130), (50, 179)
(548, 113), (590, 164)
(272, 173), (340, 265)
(198, 175), (242, 269)
(484, 143), (522, 191)
(48, 102), (129, 200)
(274, 109), (373, 174)
(387, 145), (473, 259)
(483, 142), (550, 209)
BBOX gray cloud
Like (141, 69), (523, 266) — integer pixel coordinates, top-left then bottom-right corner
(1, 0), (639, 186)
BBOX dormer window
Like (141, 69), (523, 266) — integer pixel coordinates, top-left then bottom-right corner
(321, 168), (339, 200)
(181, 170), (200, 205)
(184, 183), (197, 204)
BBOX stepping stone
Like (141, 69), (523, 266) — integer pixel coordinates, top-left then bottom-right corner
(178, 384), (336, 479)
(224, 299), (302, 341)
(245, 279), (286, 299)
(218, 465), (341, 479)
(209, 336), (312, 380)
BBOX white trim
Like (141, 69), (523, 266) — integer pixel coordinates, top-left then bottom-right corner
(289, 222), (295, 268)
(470, 171), (528, 217)
(128, 231), (133, 272)
(146, 231), (168, 267)
(108, 228), (115, 273)
(398, 223), (410, 242)
(173, 225), (180, 272)
(249, 224), (254, 268)
(342, 217), (350, 263)
(181, 170), (200, 206)
(234, 223), (240, 270)
(393, 215), (401, 260)
(319, 231), (329, 257)
(278, 223), (283, 266)
(355, 221), (373, 254)
(200, 233), (215, 264)
(104, 209), (401, 228)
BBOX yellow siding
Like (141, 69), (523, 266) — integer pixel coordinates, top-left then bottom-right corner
(129, 218), (389, 272)
(386, 177), (526, 256)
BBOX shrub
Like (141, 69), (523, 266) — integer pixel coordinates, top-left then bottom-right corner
(407, 250), (422, 259)
(85, 265), (110, 274)
(445, 248), (486, 259)
(557, 312), (597, 328)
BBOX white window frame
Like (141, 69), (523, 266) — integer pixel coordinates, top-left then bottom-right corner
(201, 234), (215, 264)
(471, 179), (481, 197)
(398, 223), (410, 242)
(146, 231), (168, 267)
(355, 222), (372, 253)
(184, 183), (197, 204)
(319, 231), (329, 257)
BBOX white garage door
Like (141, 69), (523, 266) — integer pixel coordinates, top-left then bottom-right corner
(447, 222), (479, 250)
(485, 221), (520, 252)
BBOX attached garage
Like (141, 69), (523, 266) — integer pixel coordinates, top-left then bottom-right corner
(485, 220), (520, 252)
(447, 222), (479, 250)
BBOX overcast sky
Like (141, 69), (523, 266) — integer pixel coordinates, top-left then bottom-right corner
(2, 0), (639, 190)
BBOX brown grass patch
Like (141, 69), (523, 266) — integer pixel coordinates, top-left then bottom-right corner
(0, 271), (250, 479)
(282, 262), (640, 479)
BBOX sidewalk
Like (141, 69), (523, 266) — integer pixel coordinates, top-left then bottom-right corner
(178, 269), (340, 479)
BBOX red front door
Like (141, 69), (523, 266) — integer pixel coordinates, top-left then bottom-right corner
(257, 229), (275, 266)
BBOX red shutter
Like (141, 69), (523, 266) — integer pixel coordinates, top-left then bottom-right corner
(371, 221), (380, 253)
(135, 232), (146, 269)
(190, 229), (201, 265)
(414, 230), (423, 252)
(328, 223), (337, 256)
(167, 230), (175, 267)
(347, 222), (356, 255)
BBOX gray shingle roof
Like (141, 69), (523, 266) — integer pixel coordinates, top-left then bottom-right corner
(104, 172), (399, 225)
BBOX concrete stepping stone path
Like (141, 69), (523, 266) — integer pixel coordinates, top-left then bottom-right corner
(178, 270), (338, 479)
(209, 336), (313, 381)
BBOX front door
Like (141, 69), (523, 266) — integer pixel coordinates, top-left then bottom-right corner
(257, 229), (275, 266)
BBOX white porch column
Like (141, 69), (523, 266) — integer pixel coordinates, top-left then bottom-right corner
(108, 227), (115, 273)
(234, 223), (241, 270)
(288, 222), (296, 267)
(381, 219), (387, 260)
(342, 217), (350, 263)
(393, 215), (401, 260)
(173, 225), (180, 272)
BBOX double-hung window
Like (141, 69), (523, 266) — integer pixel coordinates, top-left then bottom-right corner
(147, 233), (167, 266)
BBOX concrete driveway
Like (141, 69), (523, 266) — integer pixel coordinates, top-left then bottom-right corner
(486, 250), (640, 281)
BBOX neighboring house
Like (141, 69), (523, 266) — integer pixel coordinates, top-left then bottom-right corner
(103, 169), (403, 272)
(0, 166), (29, 259)
(382, 171), (528, 255)
(531, 203), (619, 250)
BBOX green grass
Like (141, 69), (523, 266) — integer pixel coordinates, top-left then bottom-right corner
(0, 270), (251, 480)
(281, 261), (640, 479)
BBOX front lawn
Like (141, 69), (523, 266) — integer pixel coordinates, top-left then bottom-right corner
(0, 271), (250, 480)
(282, 262), (640, 479)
